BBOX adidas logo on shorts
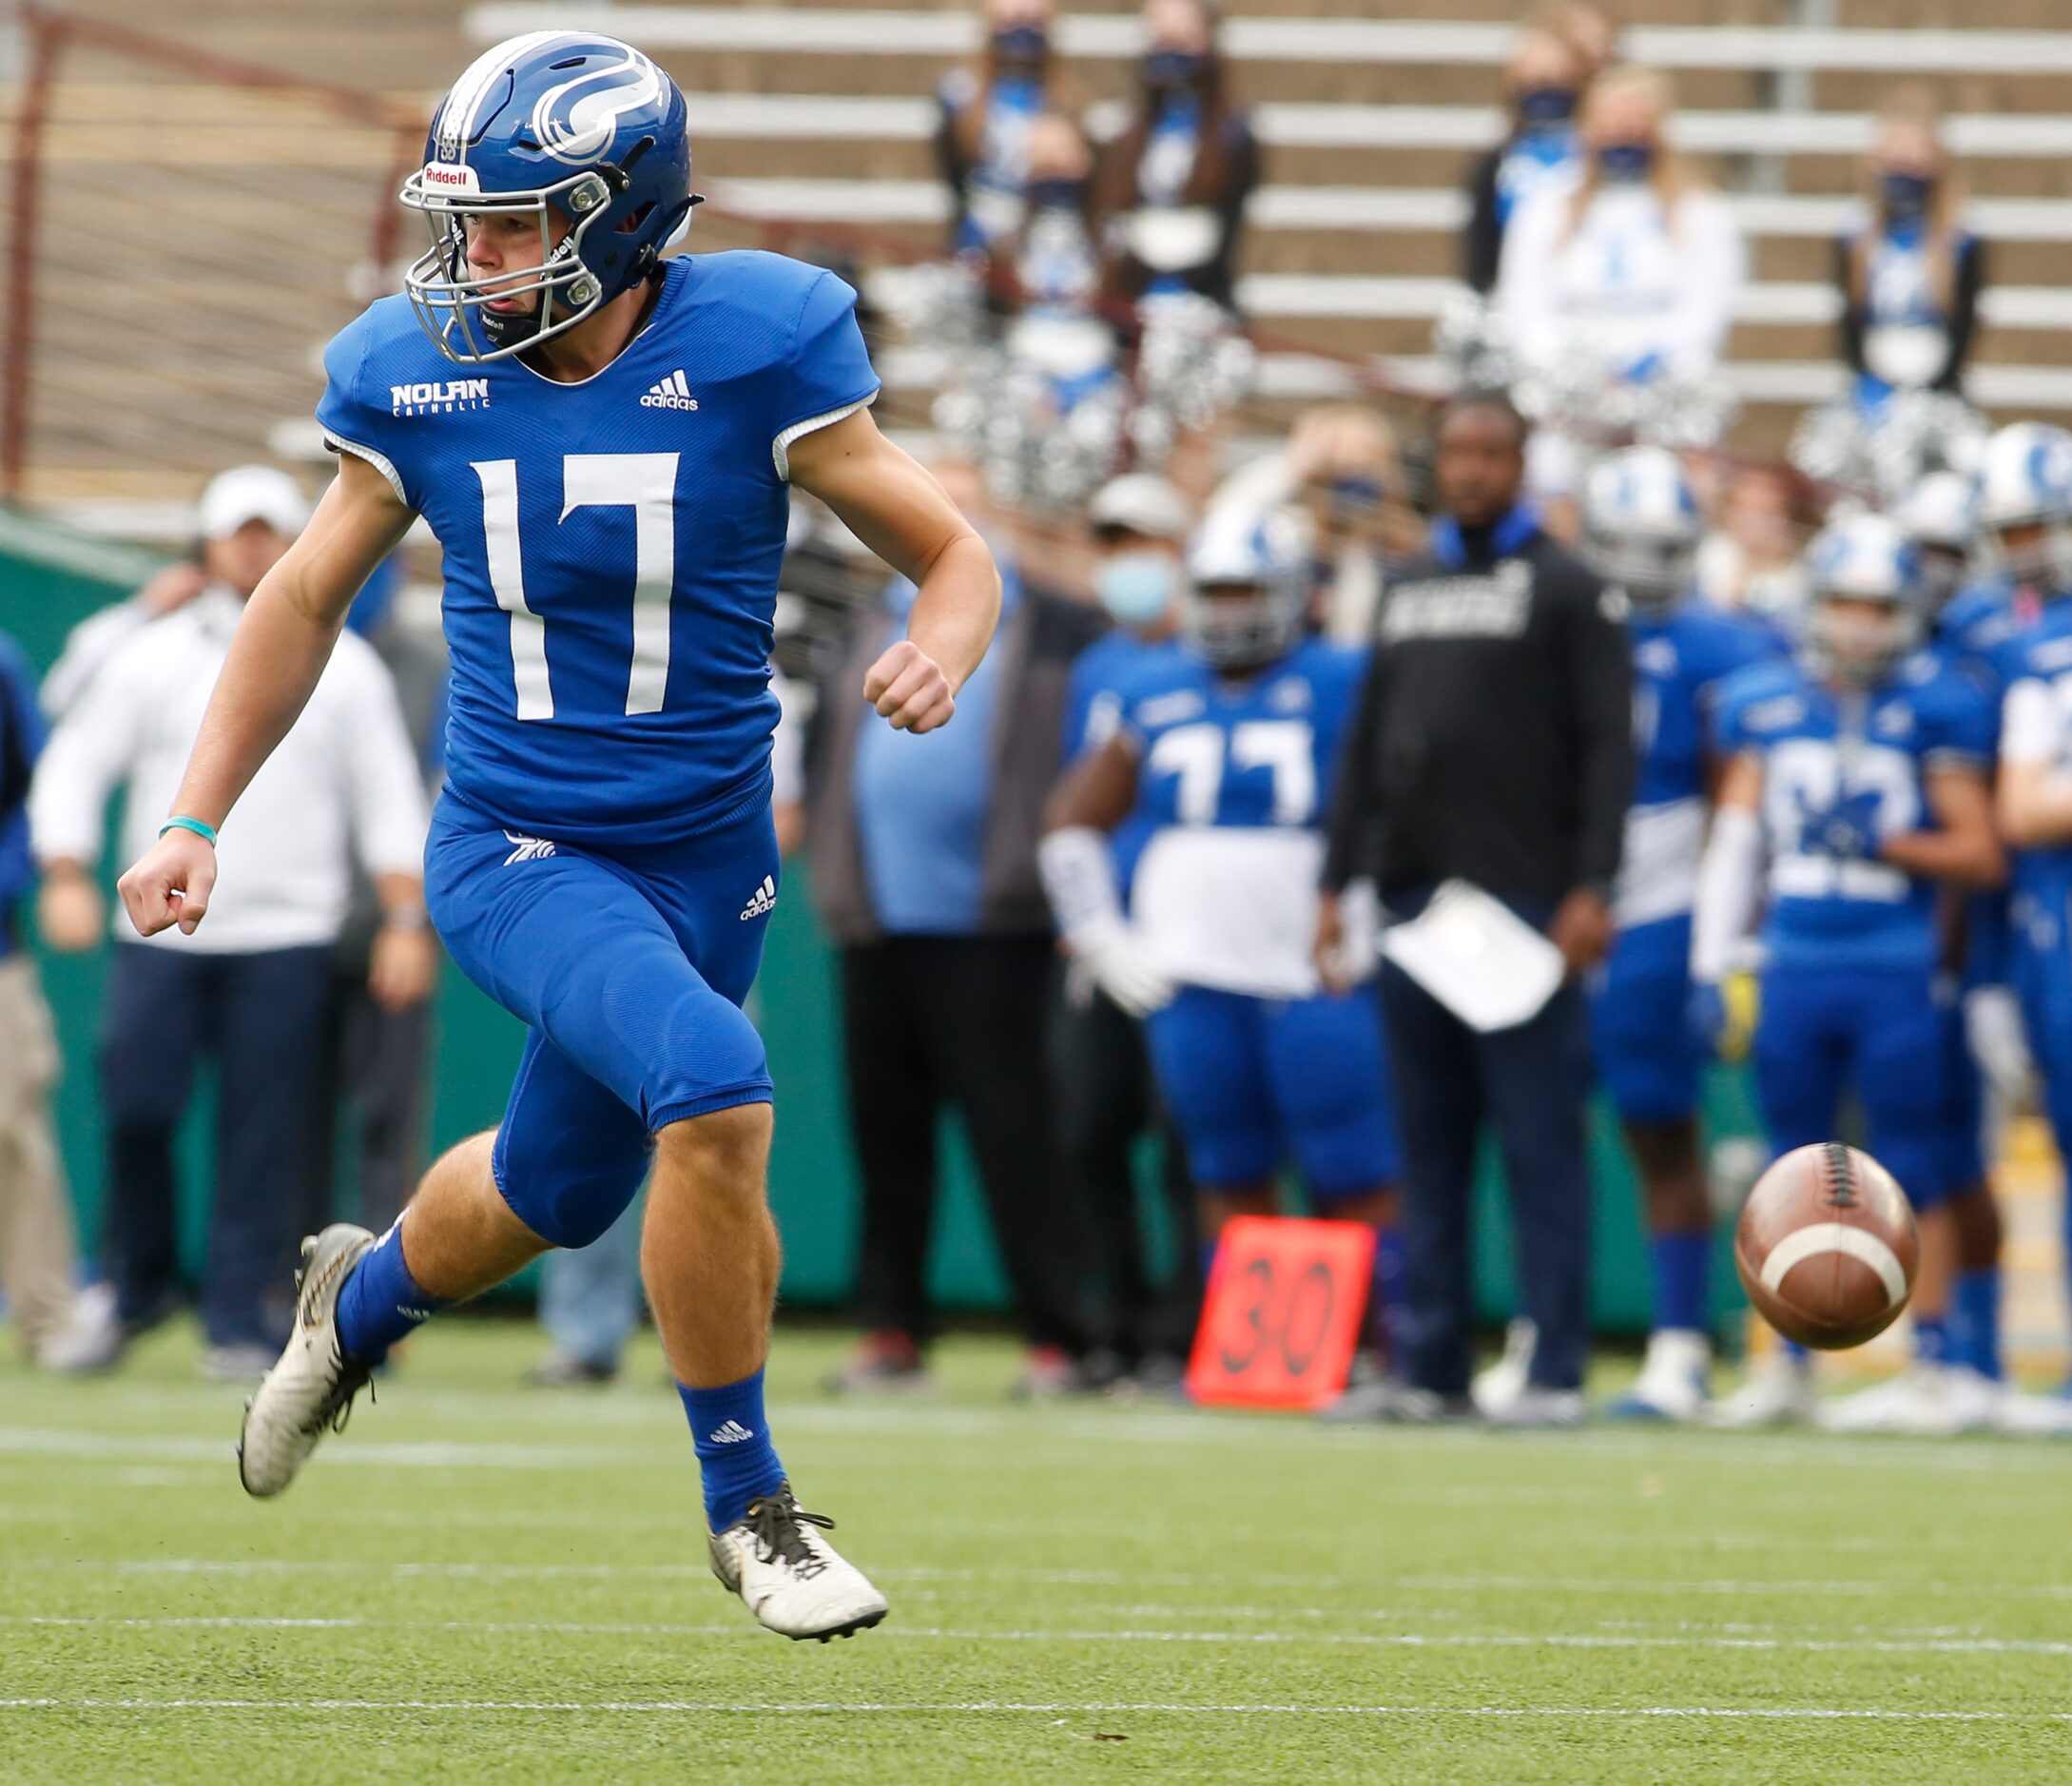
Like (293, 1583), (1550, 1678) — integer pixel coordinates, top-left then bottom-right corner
(641, 369), (699, 410)
(739, 875), (777, 922)
(707, 1420), (755, 1445)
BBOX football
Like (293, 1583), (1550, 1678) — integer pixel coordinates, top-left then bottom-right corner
(1734, 1143), (1920, 1350)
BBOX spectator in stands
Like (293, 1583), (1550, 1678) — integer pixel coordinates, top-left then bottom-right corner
(806, 459), (1106, 1399)
(1210, 404), (1416, 643)
(1319, 392), (1633, 1427)
(1051, 473), (1199, 1387)
(997, 111), (1121, 413)
(1497, 66), (1741, 390)
(1694, 464), (1811, 630)
(1542, 0), (1620, 84)
(1462, 22), (1591, 296)
(1092, 0), (1260, 316)
(936, 0), (1076, 261)
(0, 627), (81, 1368)
(1836, 87), (1983, 407)
(29, 467), (433, 1380)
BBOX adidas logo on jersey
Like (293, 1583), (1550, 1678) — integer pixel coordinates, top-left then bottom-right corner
(641, 369), (700, 410)
(391, 378), (491, 417)
(739, 875), (777, 921)
(707, 1420), (755, 1445)
(502, 831), (557, 865)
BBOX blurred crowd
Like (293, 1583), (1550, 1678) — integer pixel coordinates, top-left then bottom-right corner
(4, 3), (2069, 1440)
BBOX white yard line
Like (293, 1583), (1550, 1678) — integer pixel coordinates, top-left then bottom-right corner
(10, 1615), (2072, 1658)
(3, 1697), (2067, 1718)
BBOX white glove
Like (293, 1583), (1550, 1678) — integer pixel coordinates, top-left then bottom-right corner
(1080, 919), (1176, 1018)
(1964, 984), (2034, 1101)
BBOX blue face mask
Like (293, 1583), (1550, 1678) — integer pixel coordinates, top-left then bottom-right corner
(1094, 550), (1178, 626)
(1517, 85), (1577, 129)
(1025, 178), (1084, 213)
(1882, 171), (1934, 220)
(1143, 48), (1206, 90)
(992, 25), (1048, 64)
(1596, 141), (1656, 184)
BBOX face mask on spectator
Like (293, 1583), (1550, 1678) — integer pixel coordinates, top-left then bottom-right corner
(1025, 177), (1085, 212)
(1595, 141), (1656, 184)
(1882, 171), (1934, 221)
(1143, 48), (1206, 91)
(1094, 551), (1179, 624)
(1517, 85), (1577, 129)
(992, 24), (1049, 66)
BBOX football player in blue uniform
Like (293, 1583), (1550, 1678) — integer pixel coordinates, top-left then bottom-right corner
(1991, 424), (2072, 1423)
(1039, 509), (1404, 1404)
(1578, 449), (1780, 1420)
(1692, 514), (2005, 1431)
(111, 34), (1003, 1640)
(1904, 462), (2028, 1403)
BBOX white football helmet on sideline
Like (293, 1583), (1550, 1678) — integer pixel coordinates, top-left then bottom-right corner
(1974, 421), (2072, 593)
(1801, 512), (1922, 687)
(1183, 505), (1310, 670)
(1896, 469), (1976, 613)
(1579, 446), (1703, 613)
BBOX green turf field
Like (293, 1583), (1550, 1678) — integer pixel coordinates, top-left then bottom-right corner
(5, 1321), (2070, 1783)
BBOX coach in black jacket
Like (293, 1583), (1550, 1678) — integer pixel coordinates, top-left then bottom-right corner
(1321, 392), (1634, 1422)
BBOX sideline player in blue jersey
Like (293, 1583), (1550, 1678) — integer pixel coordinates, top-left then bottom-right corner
(1992, 423), (2072, 1423)
(1039, 508), (1404, 1405)
(1903, 462), (2028, 1403)
(1576, 448), (1779, 1420)
(1691, 514), (2004, 1432)
(110, 34), (1001, 1640)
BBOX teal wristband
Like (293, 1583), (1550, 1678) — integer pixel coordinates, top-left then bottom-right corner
(159, 815), (218, 847)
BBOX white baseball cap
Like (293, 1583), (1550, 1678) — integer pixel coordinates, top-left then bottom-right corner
(1089, 474), (1191, 542)
(198, 465), (308, 541)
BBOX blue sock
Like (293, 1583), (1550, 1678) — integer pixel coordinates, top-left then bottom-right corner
(1367, 1226), (1404, 1363)
(681, 1367), (786, 1530)
(1956, 1268), (2003, 1381)
(1914, 1314), (1951, 1366)
(334, 1220), (446, 1366)
(1650, 1231), (1711, 1335)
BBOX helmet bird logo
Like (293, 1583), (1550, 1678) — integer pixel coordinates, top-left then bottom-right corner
(532, 48), (667, 165)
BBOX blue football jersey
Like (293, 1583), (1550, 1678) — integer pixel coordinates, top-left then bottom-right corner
(1631, 600), (1780, 808)
(1992, 600), (2072, 904)
(1933, 579), (2041, 702)
(1714, 653), (1995, 970)
(317, 251), (880, 844)
(1063, 628), (1169, 899)
(1615, 599), (1779, 931)
(1118, 637), (1367, 834)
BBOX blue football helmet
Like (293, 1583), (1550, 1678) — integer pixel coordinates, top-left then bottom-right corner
(400, 32), (696, 363)
(1802, 512), (1922, 688)
(1579, 445), (1702, 614)
(1183, 506), (1310, 670)
(1974, 421), (2072, 593)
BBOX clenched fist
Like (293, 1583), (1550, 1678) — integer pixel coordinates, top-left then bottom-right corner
(862, 639), (956, 733)
(116, 828), (218, 938)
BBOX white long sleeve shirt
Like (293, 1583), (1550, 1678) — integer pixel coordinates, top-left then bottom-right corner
(29, 590), (430, 954)
(1498, 177), (1743, 380)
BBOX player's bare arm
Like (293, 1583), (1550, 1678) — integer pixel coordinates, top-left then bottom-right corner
(785, 407), (999, 733)
(1042, 730), (1139, 836)
(1997, 752), (2072, 848)
(1880, 765), (2005, 888)
(115, 451), (416, 939)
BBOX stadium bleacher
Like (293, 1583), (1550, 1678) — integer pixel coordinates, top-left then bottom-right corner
(7, 0), (2072, 525)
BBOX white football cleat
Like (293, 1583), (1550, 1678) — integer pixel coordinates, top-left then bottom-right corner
(1607, 1329), (1712, 1422)
(1992, 1385), (2072, 1437)
(1706, 1349), (1814, 1429)
(709, 1485), (889, 1641)
(1470, 1318), (1537, 1418)
(1817, 1362), (1995, 1436)
(1481, 1385), (1585, 1428)
(238, 1224), (377, 1499)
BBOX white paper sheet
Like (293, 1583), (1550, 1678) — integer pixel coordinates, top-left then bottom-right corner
(1381, 880), (1566, 1033)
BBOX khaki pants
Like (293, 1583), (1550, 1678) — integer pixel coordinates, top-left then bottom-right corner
(0, 954), (77, 1354)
